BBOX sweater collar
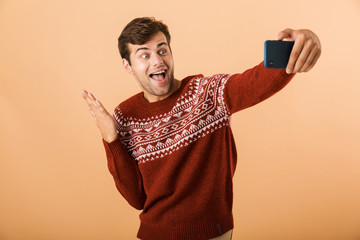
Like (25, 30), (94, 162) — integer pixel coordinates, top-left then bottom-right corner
(135, 74), (202, 111)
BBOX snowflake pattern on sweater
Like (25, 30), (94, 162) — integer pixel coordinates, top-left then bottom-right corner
(113, 74), (232, 164)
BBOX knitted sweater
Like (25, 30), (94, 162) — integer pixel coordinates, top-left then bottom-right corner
(102, 61), (295, 240)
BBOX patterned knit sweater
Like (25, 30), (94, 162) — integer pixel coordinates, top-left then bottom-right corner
(102, 61), (295, 240)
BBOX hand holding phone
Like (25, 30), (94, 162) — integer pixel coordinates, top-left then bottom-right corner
(265, 28), (321, 73)
(264, 40), (294, 69)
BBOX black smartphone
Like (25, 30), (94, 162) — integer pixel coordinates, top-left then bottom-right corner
(264, 40), (294, 68)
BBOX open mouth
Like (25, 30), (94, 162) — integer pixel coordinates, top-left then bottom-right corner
(149, 69), (167, 83)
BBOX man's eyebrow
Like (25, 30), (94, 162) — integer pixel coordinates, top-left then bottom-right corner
(136, 47), (149, 53)
(157, 42), (168, 48)
(135, 42), (168, 53)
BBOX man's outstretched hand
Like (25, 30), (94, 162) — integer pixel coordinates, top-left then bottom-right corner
(277, 28), (321, 74)
(81, 90), (118, 143)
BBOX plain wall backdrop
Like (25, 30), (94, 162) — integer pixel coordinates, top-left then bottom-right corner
(1, 0), (360, 239)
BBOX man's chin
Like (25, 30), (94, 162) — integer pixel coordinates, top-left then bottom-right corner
(152, 87), (172, 97)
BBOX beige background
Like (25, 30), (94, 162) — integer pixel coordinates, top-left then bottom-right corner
(1, 0), (360, 239)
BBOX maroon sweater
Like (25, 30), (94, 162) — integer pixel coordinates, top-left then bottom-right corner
(102, 62), (295, 240)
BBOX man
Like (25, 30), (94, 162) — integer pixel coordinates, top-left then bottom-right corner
(81, 17), (321, 240)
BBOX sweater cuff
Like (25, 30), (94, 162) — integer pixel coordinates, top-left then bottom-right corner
(102, 137), (126, 157)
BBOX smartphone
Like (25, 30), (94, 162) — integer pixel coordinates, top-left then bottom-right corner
(264, 40), (294, 68)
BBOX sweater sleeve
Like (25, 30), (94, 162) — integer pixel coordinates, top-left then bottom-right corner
(223, 61), (296, 114)
(102, 137), (146, 210)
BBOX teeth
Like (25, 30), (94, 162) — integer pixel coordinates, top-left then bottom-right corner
(152, 70), (165, 75)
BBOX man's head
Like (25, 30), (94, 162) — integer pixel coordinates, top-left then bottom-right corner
(118, 17), (179, 103)
(118, 17), (171, 66)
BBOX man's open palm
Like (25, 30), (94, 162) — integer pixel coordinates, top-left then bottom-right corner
(81, 90), (118, 143)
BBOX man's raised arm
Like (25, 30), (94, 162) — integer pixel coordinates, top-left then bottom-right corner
(81, 90), (146, 210)
(222, 28), (321, 114)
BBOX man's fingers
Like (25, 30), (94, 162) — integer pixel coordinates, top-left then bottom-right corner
(87, 92), (98, 107)
(299, 43), (318, 72)
(81, 90), (90, 103)
(94, 100), (106, 113)
(82, 90), (102, 115)
(305, 43), (321, 72)
(81, 90), (97, 103)
(279, 29), (321, 73)
(293, 38), (314, 73)
(88, 94), (107, 113)
(88, 92), (96, 101)
(89, 109), (95, 117)
(286, 37), (304, 73)
(82, 90), (99, 107)
(94, 99), (100, 107)
(304, 51), (321, 72)
(82, 90), (94, 106)
(277, 28), (293, 41)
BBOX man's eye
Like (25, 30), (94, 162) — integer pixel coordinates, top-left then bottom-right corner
(141, 54), (149, 59)
(159, 49), (167, 55)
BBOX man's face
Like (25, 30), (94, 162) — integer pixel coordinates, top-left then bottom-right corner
(123, 31), (176, 102)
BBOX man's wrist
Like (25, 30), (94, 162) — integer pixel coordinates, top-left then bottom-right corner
(103, 133), (118, 143)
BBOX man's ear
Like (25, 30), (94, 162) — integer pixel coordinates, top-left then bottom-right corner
(122, 58), (133, 74)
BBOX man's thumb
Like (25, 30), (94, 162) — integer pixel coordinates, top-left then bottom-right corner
(277, 28), (293, 40)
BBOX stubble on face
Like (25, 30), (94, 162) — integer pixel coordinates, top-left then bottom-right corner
(125, 32), (181, 103)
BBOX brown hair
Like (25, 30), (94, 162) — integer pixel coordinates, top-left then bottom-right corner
(118, 17), (171, 65)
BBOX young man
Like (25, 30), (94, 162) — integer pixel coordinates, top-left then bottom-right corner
(81, 17), (321, 240)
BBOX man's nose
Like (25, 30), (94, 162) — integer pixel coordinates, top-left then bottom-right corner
(151, 54), (164, 67)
